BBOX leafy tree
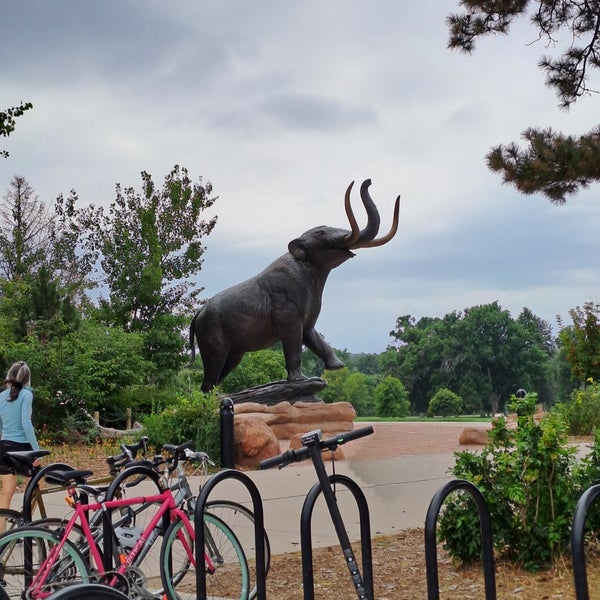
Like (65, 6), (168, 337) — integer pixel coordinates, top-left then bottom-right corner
(558, 301), (600, 383)
(0, 101), (32, 158)
(88, 166), (217, 379)
(390, 303), (554, 414)
(91, 165), (217, 330)
(374, 376), (410, 418)
(0, 177), (98, 341)
(218, 348), (287, 394)
(320, 368), (351, 404)
(321, 368), (374, 415)
(560, 381), (600, 435)
(428, 388), (463, 417)
(447, 1), (600, 202)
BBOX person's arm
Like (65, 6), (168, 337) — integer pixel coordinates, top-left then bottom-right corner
(20, 390), (40, 451)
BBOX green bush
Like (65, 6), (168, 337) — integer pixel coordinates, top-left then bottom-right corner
(142, 391), (221, 463)
(438, 392), (600, 571)
(427, 388), (463, 417)
(374, 376), (410, 418)
(559, 381), (600, 435)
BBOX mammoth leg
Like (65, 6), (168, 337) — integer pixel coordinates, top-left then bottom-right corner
(199, 347), (227, 393)
(218, 352), (245, 384)
(281, 330), (306, 382)
(304, 329), (345, 371)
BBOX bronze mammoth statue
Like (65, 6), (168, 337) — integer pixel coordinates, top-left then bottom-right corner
(188, 179), (400, 392)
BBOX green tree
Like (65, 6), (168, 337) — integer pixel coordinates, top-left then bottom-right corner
(0, 177), (99, 342)
(428, 388), (463, 417)
(219, 348), (286, 394)
(374, 376), (410, 418)
(558, 301), (600, 383)
(1, 101), (32, 158)
(447, 1), (600, 202)
(91, 165), (217, 330)
(89, 166), (217, 379)
(390, 303), (554, 414)
(320, 368), (351, 404)
(321, 368), (374, 415)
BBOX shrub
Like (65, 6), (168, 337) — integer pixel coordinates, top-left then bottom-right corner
(438, 392), (600, 571)
(559, 381), (600, 435)
(427, 388), (463, 417)
(142, 391), (221, 463)
(374, 376), (410, 418)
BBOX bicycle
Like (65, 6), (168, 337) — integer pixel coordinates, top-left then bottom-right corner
(26, 440), (267, 599)
(104, 440), (269, 600)
(0, 449), (250, 599)
(0, 437), (151, 531)
(259, 425), (375, 600)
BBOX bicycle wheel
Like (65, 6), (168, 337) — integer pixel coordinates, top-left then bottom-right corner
(0, 526), (90, 599)
(205, 500), (270, 600)
(160, 513), (250, 600)
(40, 583), (129, 600)
(102, 464), (166, 595)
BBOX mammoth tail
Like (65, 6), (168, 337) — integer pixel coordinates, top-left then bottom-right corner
(184, 308), (201, 368)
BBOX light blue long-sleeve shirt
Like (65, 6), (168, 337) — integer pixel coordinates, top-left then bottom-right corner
(0, 386), (40, 450)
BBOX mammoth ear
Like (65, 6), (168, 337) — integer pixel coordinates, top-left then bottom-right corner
(288, 238), (307, 261)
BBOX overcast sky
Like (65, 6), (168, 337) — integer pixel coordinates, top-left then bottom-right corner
(2, 1), (599, 354)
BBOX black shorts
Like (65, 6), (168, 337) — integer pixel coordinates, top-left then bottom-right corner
(0, 441), (34, 475)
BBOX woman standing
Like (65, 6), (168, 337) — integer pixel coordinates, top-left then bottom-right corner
(0, 361), (40, 517)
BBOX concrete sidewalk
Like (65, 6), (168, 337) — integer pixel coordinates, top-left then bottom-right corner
(17, 451), (458, 557)
(201, 452), (458, 555)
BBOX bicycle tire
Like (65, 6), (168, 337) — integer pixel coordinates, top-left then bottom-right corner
(205, 500), (270, 600)
(38, 583), (129, 600)
(160, 512), (250, 600)
(0, 526), (91, 598)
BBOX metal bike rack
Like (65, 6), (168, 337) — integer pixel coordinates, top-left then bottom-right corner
(300, 473), (373, 600)
(571, 482), (600, 600)
(194, 468), (267, 600)
(424, 479), (496, 600)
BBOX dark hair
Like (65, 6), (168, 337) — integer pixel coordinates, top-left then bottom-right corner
(4, 361), (31, 402)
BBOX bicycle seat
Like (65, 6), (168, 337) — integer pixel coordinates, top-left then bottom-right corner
(2, 450), (51, 475)
(44, 469), (94, 486)
(3, 449), (50, 466)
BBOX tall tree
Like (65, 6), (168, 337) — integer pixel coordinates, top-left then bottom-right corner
(91, 165), (217, 331)
(390, 302), (554, 414)
(0, 101), (32, 158)
(558, 301), (600, 383)
(0, 177), (98, 341)
(448, 1), (600, 202)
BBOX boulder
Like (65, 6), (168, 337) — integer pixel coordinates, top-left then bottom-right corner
(459, 427), (491, 446)
(234, 416), (280, 468)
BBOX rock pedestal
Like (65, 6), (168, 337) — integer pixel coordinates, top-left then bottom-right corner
(234, 400), (356, 439)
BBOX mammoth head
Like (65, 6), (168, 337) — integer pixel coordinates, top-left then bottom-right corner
(288, 179), (400, 268)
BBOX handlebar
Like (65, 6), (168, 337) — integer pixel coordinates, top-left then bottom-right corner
(259, 425), (374, 470)
(106, 436), (150, 473)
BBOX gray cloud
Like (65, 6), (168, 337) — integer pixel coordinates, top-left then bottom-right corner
(1, 0), (599, 353)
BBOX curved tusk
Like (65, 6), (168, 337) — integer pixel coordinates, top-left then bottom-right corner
(357, 194), (400, 248)
(343, 180), (360, 246)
